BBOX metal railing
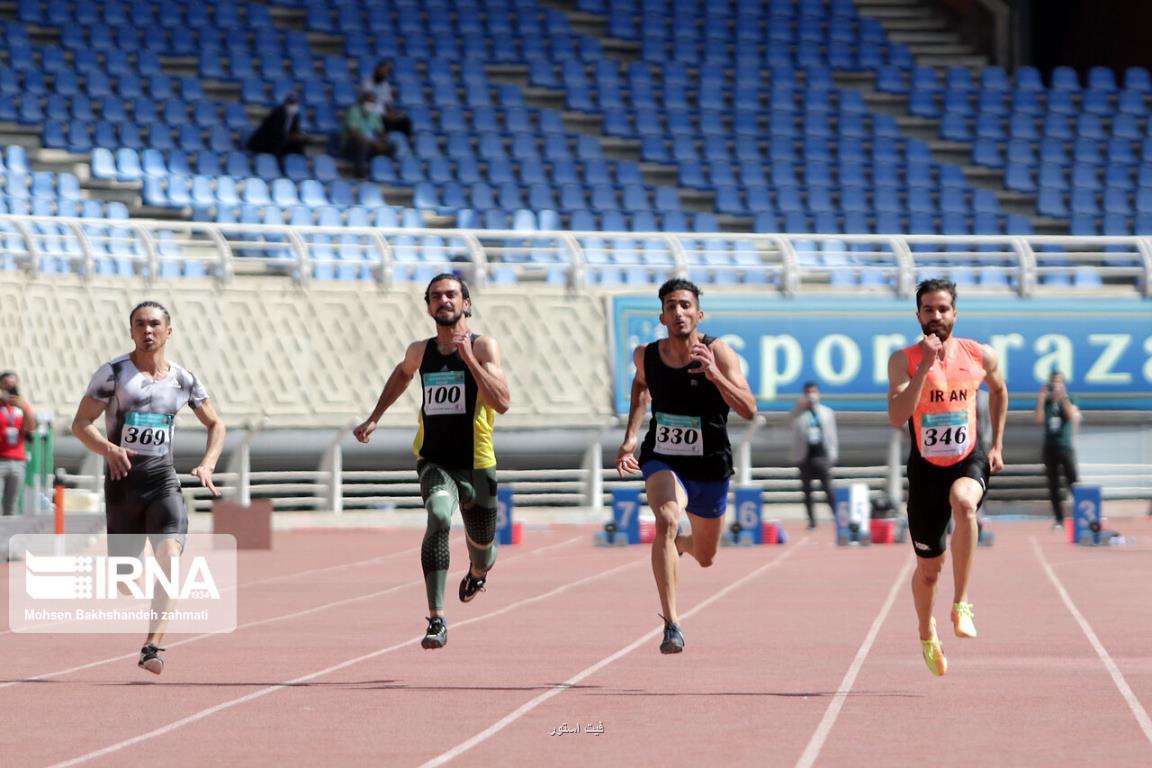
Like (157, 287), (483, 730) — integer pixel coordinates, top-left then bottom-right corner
(2, 215), (1150, 296)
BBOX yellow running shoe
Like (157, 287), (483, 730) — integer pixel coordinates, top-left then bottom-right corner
(921, 638), (948, 676)
(951, 601), (977, 638)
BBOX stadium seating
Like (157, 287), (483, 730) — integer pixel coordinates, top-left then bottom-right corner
(0, 0), (1147, 286)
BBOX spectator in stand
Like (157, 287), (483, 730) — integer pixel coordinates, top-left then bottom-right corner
(246, 92), (314, 172)
(342, 90), (393, 179)
(361, 59), (413, 139)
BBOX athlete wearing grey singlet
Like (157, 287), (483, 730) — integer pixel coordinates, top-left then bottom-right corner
(83, 354), (209, 554)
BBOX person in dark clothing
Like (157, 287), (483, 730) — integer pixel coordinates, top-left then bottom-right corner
(790, 381), (838, 530)
(246, 93), (308, 163)
(1034, 371), (1081, 529)
(615, 279), (757, 655)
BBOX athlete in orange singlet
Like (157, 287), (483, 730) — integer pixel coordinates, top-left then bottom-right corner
(887, 279), (1007, 676)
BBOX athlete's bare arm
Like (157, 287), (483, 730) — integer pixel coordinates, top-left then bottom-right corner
(692, 338), (757, 420)
(455, 334), (511, 414)
(190, 399), (226, 496)
(887, 338), (938, 428)
(615, 345), (651, 477)
(71, 396), (134, 481)
(353, 340), (425, 443)
(981, 344), (1007, 473)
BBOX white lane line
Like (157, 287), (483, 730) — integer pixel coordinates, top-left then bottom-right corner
(45, 556), (647, 768)
(1032, 537), (1152, 745)
(1, 535), (578, 690)
(794, 557), (914, 768)
(419, 538), (809, 768)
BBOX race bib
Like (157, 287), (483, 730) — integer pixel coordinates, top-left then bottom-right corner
(4, 427), (18, 447)
(121, 412), (173, 457)
(1047, 415), (1062, 433)
(919, 411), (969, 459)
(423, 372), (465, 415)
(654, 412), (703, 456)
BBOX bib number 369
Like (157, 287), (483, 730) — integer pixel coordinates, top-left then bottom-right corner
(121, 412), (174, 457)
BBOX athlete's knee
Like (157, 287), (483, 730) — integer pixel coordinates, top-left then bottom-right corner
(951, 496), (979, 522)
(695, 550), (716, 568)
(425, 493), (454, 531)
(653, 501), (680, 531)
(915, 556), (944, 583)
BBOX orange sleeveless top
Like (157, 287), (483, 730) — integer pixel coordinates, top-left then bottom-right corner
(903, 338), (985, 467)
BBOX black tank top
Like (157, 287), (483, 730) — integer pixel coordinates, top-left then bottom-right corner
(638, 335), (732, 481)
(415, 335), (485, 468)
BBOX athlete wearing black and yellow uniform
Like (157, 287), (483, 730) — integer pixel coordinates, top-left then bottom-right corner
(616, 279), (757, 655)
(72, 301), (226, 676)
(354, 274), (511, 650)
(888, 279), (1006, 677)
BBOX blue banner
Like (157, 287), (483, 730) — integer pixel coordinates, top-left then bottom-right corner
(610, 296), (1152, 412)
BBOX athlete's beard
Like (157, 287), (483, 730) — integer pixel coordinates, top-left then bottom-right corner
(433, 309), (463, 327)
(920, 321), (952, 342)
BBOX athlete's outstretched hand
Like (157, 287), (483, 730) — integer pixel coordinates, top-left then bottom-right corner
(105, 444), (135, 481)
(353, 420), (377, 443)
(615, 436), (640, 477)
(191, 465), (220, 497)
(987, 446), (1004, 474)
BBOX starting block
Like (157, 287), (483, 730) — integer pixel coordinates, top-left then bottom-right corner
(495, 487), (522, 545)
(722, 488), (786, 546)
(594, 488), (649, 546)
(834, 483), (871, 546)
(1071, 484), (1103, 546)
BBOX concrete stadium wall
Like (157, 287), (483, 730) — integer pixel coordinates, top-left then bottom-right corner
(0, 274), (616, 430)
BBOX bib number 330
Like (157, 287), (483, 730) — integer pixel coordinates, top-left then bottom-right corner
(122, 412), (174, 457)
(654, 413), (703, 457)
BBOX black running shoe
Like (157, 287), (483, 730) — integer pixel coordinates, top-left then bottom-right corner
(138, 643), (166, 674)
(458, 566), (487, 603)
(421, 616), (447, 649)
(659, 618), (684, 654)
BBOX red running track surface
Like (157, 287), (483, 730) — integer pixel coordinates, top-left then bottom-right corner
(0, 520), (1150, 767)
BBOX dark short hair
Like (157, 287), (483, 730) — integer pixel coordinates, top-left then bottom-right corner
(803, 381), (819, 391)
(658, 278), (701, 304)
(915, 278), (957, 309)
(130, 300), (171, 326)
(0, 371), (14, 380)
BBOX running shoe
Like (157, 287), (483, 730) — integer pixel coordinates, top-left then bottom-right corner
(951, 601), (977, 638)
(458, 565), (487, 603)
(138, 643), (165, 675)
(659, 616), (684, 654)
(422, 616), (447, 649)
(921, 638), (948, 677)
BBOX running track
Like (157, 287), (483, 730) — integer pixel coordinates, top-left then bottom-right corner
(1, 519), (1150, 767)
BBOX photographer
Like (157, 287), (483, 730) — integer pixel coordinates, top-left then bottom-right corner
(0, 371), (37, 516)
(1034, 371), (1081, 529)
(790, 381), (838, 530)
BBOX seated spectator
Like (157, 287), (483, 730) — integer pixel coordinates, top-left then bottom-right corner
(342, 90), (393, 179)
(361, 60), (413, 139)
(246, 93), (314, 169)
